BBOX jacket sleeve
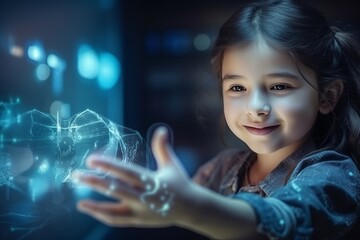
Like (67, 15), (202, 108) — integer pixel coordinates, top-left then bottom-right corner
(233, 151), (360, 240)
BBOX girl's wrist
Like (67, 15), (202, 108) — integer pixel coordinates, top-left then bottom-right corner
(173, 182), (222, 236)
(173, 182), (257, 239)
(172, 182), (207, 226)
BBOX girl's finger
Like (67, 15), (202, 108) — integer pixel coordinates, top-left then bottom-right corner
(77, 200), (134, 227)
(73, 173), (139, 201)
(78, 200), (132, 215)
(86, 156), (150, 189)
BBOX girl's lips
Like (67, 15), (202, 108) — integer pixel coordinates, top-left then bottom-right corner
(244, 125), (280, 136)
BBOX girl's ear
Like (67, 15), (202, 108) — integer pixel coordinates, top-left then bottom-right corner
(319, 79), (344, 114)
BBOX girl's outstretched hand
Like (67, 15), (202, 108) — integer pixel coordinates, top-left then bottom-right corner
(72, 126), (194, 227)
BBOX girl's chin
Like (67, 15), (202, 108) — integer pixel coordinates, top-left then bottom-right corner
(247, 143), (283, 155)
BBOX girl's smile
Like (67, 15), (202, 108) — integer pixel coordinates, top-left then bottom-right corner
(243, 125), (281, 136)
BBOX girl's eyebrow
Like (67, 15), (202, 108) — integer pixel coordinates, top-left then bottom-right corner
(266, 72), (299, 80)
(222, 72), (300, 82)
(222, 74), (245, 81)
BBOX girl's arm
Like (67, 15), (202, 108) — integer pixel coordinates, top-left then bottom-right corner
(73, 127), (258, 239)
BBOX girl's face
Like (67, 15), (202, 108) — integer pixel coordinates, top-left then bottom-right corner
(222, 41), (319, 155)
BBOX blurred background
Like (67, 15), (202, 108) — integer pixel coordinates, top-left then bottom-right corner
(0, 0), (359, 239)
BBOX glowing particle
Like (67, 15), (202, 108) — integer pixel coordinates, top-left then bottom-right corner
(160, 203), (170, 215)
(291, 182), (301, 192)
(39, 160), (49, 173)
(145, 184), (152, 191)
(349, 171), (354, 176)
(279, 219), (285, 225)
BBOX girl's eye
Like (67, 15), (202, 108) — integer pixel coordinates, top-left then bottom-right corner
(271, 84), (291, 91)
(230, 85), (246, 91)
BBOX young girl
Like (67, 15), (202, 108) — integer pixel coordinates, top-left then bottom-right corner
(73, 0), (360, 239)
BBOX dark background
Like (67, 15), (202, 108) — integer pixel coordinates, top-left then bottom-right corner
(0, 0), (359, 239)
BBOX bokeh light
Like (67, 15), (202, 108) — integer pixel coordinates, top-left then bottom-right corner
(50, 100), (63, 118)
(193, 33), (211, 51)
(9, 45), (24, 58)
(35, 64), (51, 81)
(47, 54), (65, 70)
(77, 44), (99, 79)
(28, 44), (45, 62)
(97, 52), (120, 90)
(49, 101), (71, 119)
(164, 30), (191, 55)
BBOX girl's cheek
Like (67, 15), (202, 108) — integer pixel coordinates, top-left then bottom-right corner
(277, 99), (318, 131)
(275, 89), (319, 116)
(224, 96), (247, 108)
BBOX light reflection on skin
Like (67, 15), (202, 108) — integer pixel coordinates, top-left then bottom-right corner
(139, 174), (174, 216)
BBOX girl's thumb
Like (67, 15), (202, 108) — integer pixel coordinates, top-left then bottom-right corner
(151, 126), (180, 169)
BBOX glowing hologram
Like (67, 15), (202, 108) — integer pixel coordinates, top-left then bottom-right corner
(1, 109), (145, 187)
(0, 108), (146, 239)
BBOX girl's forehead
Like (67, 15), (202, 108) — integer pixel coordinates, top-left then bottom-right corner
(222, 42), (295, 70)
(222, 41), (316, 82)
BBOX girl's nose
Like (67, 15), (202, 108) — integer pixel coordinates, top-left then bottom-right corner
(247, 90), (271, 117)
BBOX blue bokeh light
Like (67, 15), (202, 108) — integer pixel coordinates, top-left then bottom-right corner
(77, 44), (99, 80)
(97, 52), (120, 90)
(193, 33), (211, 51)
(163, 30), (191, 55)
(47, 54), (65, 70)
(35, 64), (50, 81)
(27, 44), (45, 62)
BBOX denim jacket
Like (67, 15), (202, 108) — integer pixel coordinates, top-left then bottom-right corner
(193, 145), (360, 239)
